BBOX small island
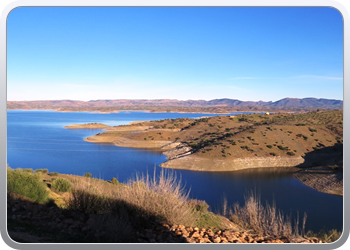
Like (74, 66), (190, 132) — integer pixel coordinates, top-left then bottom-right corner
(64, 123), (110, 129)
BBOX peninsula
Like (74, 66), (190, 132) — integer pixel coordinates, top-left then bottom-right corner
(66, 110), (343, 195)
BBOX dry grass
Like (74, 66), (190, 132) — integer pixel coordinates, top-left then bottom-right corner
(120, 170), (196, 226)
(65, 170), (200, 242)
(228, 191), (306, 238)
(67, 169), (197, 227)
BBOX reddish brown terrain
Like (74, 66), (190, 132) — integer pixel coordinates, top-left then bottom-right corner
(7, 97), (343, 113)
(79, 110), (343, 196)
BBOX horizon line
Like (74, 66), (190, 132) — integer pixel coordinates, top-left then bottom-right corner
(6, 97), (344, 102)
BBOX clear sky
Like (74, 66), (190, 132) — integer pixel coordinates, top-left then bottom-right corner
(7, 7), (343, 102)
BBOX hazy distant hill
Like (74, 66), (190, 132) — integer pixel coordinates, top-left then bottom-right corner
(7, 97), (343, 111)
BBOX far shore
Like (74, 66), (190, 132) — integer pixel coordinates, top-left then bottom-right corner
(7, 108), (273, 114)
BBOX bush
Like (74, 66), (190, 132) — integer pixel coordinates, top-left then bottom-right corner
(49, 172), (59, 176)
(111, 177), (119, 185)
(68, 169), (197, 227)
(21, 168), (33, 173)
(188, 199), (209, 212)
(84, 172), (92, 178)
(35, 169), (48, 174)
(7, 167), (49, 203)
(266, 145), (273, 149)
(51, 178), (72, 192)
(277, 145), (289, 151)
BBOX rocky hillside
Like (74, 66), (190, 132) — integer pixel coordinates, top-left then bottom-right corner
(7, 97), (343, 112)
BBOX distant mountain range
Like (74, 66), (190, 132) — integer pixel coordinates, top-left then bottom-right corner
(7, 98), (343, 111)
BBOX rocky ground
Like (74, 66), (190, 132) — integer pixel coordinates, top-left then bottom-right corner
(294, 166), (343, 196)
(7, 195), (323, 244)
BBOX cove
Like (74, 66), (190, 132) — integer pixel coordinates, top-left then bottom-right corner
(6, 110), (343, 232)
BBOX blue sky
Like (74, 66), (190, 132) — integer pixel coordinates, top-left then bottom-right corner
(7, 7), (343, 101)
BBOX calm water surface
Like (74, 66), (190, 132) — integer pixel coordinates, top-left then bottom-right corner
(7, 110), (343, 232)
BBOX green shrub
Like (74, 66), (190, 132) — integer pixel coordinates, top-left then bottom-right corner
(111, 177), (119, 185)
(51, 178), (72, 192)
(49, 172), (59, 176)
(21, 168), (33, 173)
(266, 145), (273, 149)
(7, 167), (49, 203)
(277, 145), (289, 151)
(84, 173), (92, 178)
(188, 199), (209, 212)
(35, 169), (48, 174)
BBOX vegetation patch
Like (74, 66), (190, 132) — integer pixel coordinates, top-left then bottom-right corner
(7, 167), (49, 203)
(51, 178), (72, 192)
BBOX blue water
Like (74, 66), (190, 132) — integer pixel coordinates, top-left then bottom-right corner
(7, 110), (343, 232)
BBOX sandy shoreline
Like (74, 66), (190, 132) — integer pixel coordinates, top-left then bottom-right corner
(64, 123), (110, 129)
(84, 134), (179, 150)
(160, 155), (305, 172)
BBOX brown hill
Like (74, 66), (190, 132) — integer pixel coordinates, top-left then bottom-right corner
(84, 110), (343, 173)
(7, 97), (343, 112)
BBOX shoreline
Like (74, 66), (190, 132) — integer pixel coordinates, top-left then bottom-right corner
(294, 167), (343, 196)
(85, 132), (306, 171)
(80, 124), (333, 172)
(160, 155), (305, 172)
(7, 108), (274, 114)
(64, 123), (110, 129)
(85, 133), (343, 196)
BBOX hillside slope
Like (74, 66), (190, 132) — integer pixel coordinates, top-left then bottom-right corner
(84, 110), (343, 172)
(7, 97), (343, 112)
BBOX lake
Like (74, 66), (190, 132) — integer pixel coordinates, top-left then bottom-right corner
(7, 110), (343, 232)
